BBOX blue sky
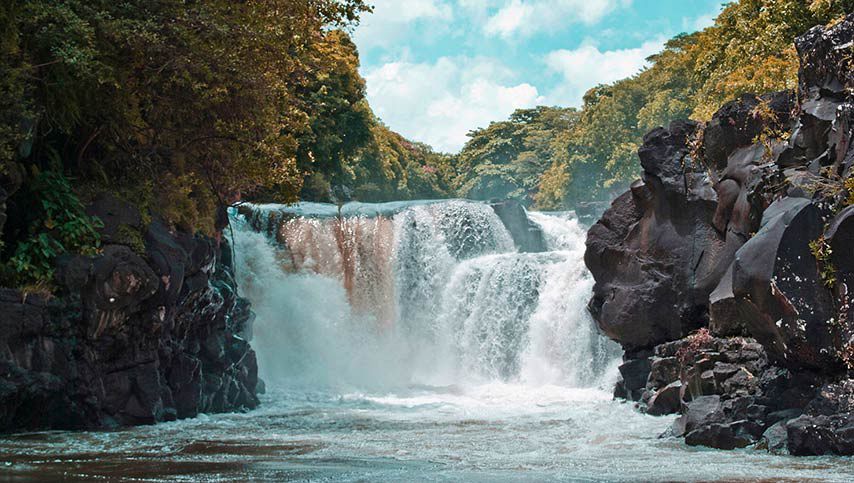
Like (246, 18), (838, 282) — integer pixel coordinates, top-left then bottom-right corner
(352, 0), (726, 153)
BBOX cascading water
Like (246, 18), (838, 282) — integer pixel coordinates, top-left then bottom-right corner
(233, 200), (620, 390)
(4, 200), (853, 481)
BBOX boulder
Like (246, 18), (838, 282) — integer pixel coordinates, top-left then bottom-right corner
(685, 420), (755, 450)
(615, 357), (652, 401)
(647, 381), (682, 416)
(730, 197), (838, 370)
(587, 121), (721, 351)
(760, 420), (791, 455)
(490, 200), (547, 253)
(647, 356), (680, 389)
(787, 414), (854, 456)
(826, 205), (854, 289)
(679, 395), (724, 435)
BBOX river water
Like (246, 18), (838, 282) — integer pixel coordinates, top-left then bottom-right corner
(0, 200), (851, 482)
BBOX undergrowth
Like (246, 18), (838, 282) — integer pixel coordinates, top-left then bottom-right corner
(2, 169), (102, 288)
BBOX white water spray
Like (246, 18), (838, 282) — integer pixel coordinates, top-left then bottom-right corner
(232, 200), (619, 392)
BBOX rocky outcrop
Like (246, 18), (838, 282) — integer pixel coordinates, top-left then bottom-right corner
(0, 197), (258, 431)
(585, 15), (854, 455)
(490, 200), (547, 253)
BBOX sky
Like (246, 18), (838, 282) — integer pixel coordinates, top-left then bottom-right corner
(352, 0), (726, 153)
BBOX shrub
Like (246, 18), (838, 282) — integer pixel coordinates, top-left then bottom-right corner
(3, 170), (102, 287)
(810, 236), (837, 288)
(676, 328), (714, 366)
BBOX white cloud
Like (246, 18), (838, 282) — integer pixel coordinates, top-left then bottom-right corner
(683, 3), (725, 33)
(364, 57), (543, 152)
(543, 38), (664, 106)
(485, 0), (633, 38)
(354, 0), (454, 50)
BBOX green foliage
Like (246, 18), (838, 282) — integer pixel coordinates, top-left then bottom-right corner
(296, 30), (374, 182)
(115, 224), (146, 254)
(3, 170), (102, 286)
(455, 107), (579, 206)
(810, 236), (837, 288)
(458, 0), (854, 210)
(1, 0), (372, 237)
(348, 121), (455, 202)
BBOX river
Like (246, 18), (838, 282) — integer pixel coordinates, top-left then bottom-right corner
(0, 200), (851, 482)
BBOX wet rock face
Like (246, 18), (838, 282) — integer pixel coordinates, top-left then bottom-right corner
(585, 14), (854, 455)
(0, 203), (258, 432)
(490, 200), (547, 253)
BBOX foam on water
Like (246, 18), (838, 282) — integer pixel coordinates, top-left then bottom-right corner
(233, 199), (619, 390)
(3, 201), (852, 481)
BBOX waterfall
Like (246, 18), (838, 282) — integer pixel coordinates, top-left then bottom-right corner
(231, 200), (619, 391)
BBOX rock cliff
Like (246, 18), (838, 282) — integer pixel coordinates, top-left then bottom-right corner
(586, 15), (854, 455)
(0, 198), (259, 431)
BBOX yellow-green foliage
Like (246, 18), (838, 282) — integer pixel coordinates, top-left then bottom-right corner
(535, 162), (570, 211)
(810, 236), (836, 288)
(115, 224), (146, 254)
(845, 177), (854, 206)
(1, 0), (372, 237)
(508, 0), (854, 208)
(752, 97), (793, 160)
(455, 107), (580, 205)
(157, 175), (217, 236)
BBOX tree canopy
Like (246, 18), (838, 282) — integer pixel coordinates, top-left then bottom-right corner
(2, 0), (852, 287)
(456, 0), (854, 209)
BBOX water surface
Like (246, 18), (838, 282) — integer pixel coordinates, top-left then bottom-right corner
(1, 201), (850, 482)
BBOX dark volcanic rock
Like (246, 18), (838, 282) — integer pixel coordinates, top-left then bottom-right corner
(87, 194), (145, 245)
(787, 414), (854, 456)
(586, 100), (796, 353)
(761, 421), (791, 455)
(585, 13), (854, 455)
(0, 216), (259, 432)
(729, 197), (838, 370)
(586, 121), (719, 351)
(490, 200), (547, 253)
(679, 395), (724, 435)
(709, 265), (745, 337)
(615, 357), (652, 401)
(796, 14), (854, 100)
(685, 420), (755, 450)
(646, 381), (682, 416)
(703, 92), (795, 171)
(583, 13), (854, 456)
(827, 205), (854, 289)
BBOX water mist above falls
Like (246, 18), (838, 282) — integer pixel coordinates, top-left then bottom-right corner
(233, 200), (619, 390)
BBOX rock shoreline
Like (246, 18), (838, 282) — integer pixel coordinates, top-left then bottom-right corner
(0, 198), (259, 432)
(585, 15), (854, 455)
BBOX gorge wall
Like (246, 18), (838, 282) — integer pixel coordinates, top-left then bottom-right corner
(585, 15), (854, 455)
(0, 198), (259, 431)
